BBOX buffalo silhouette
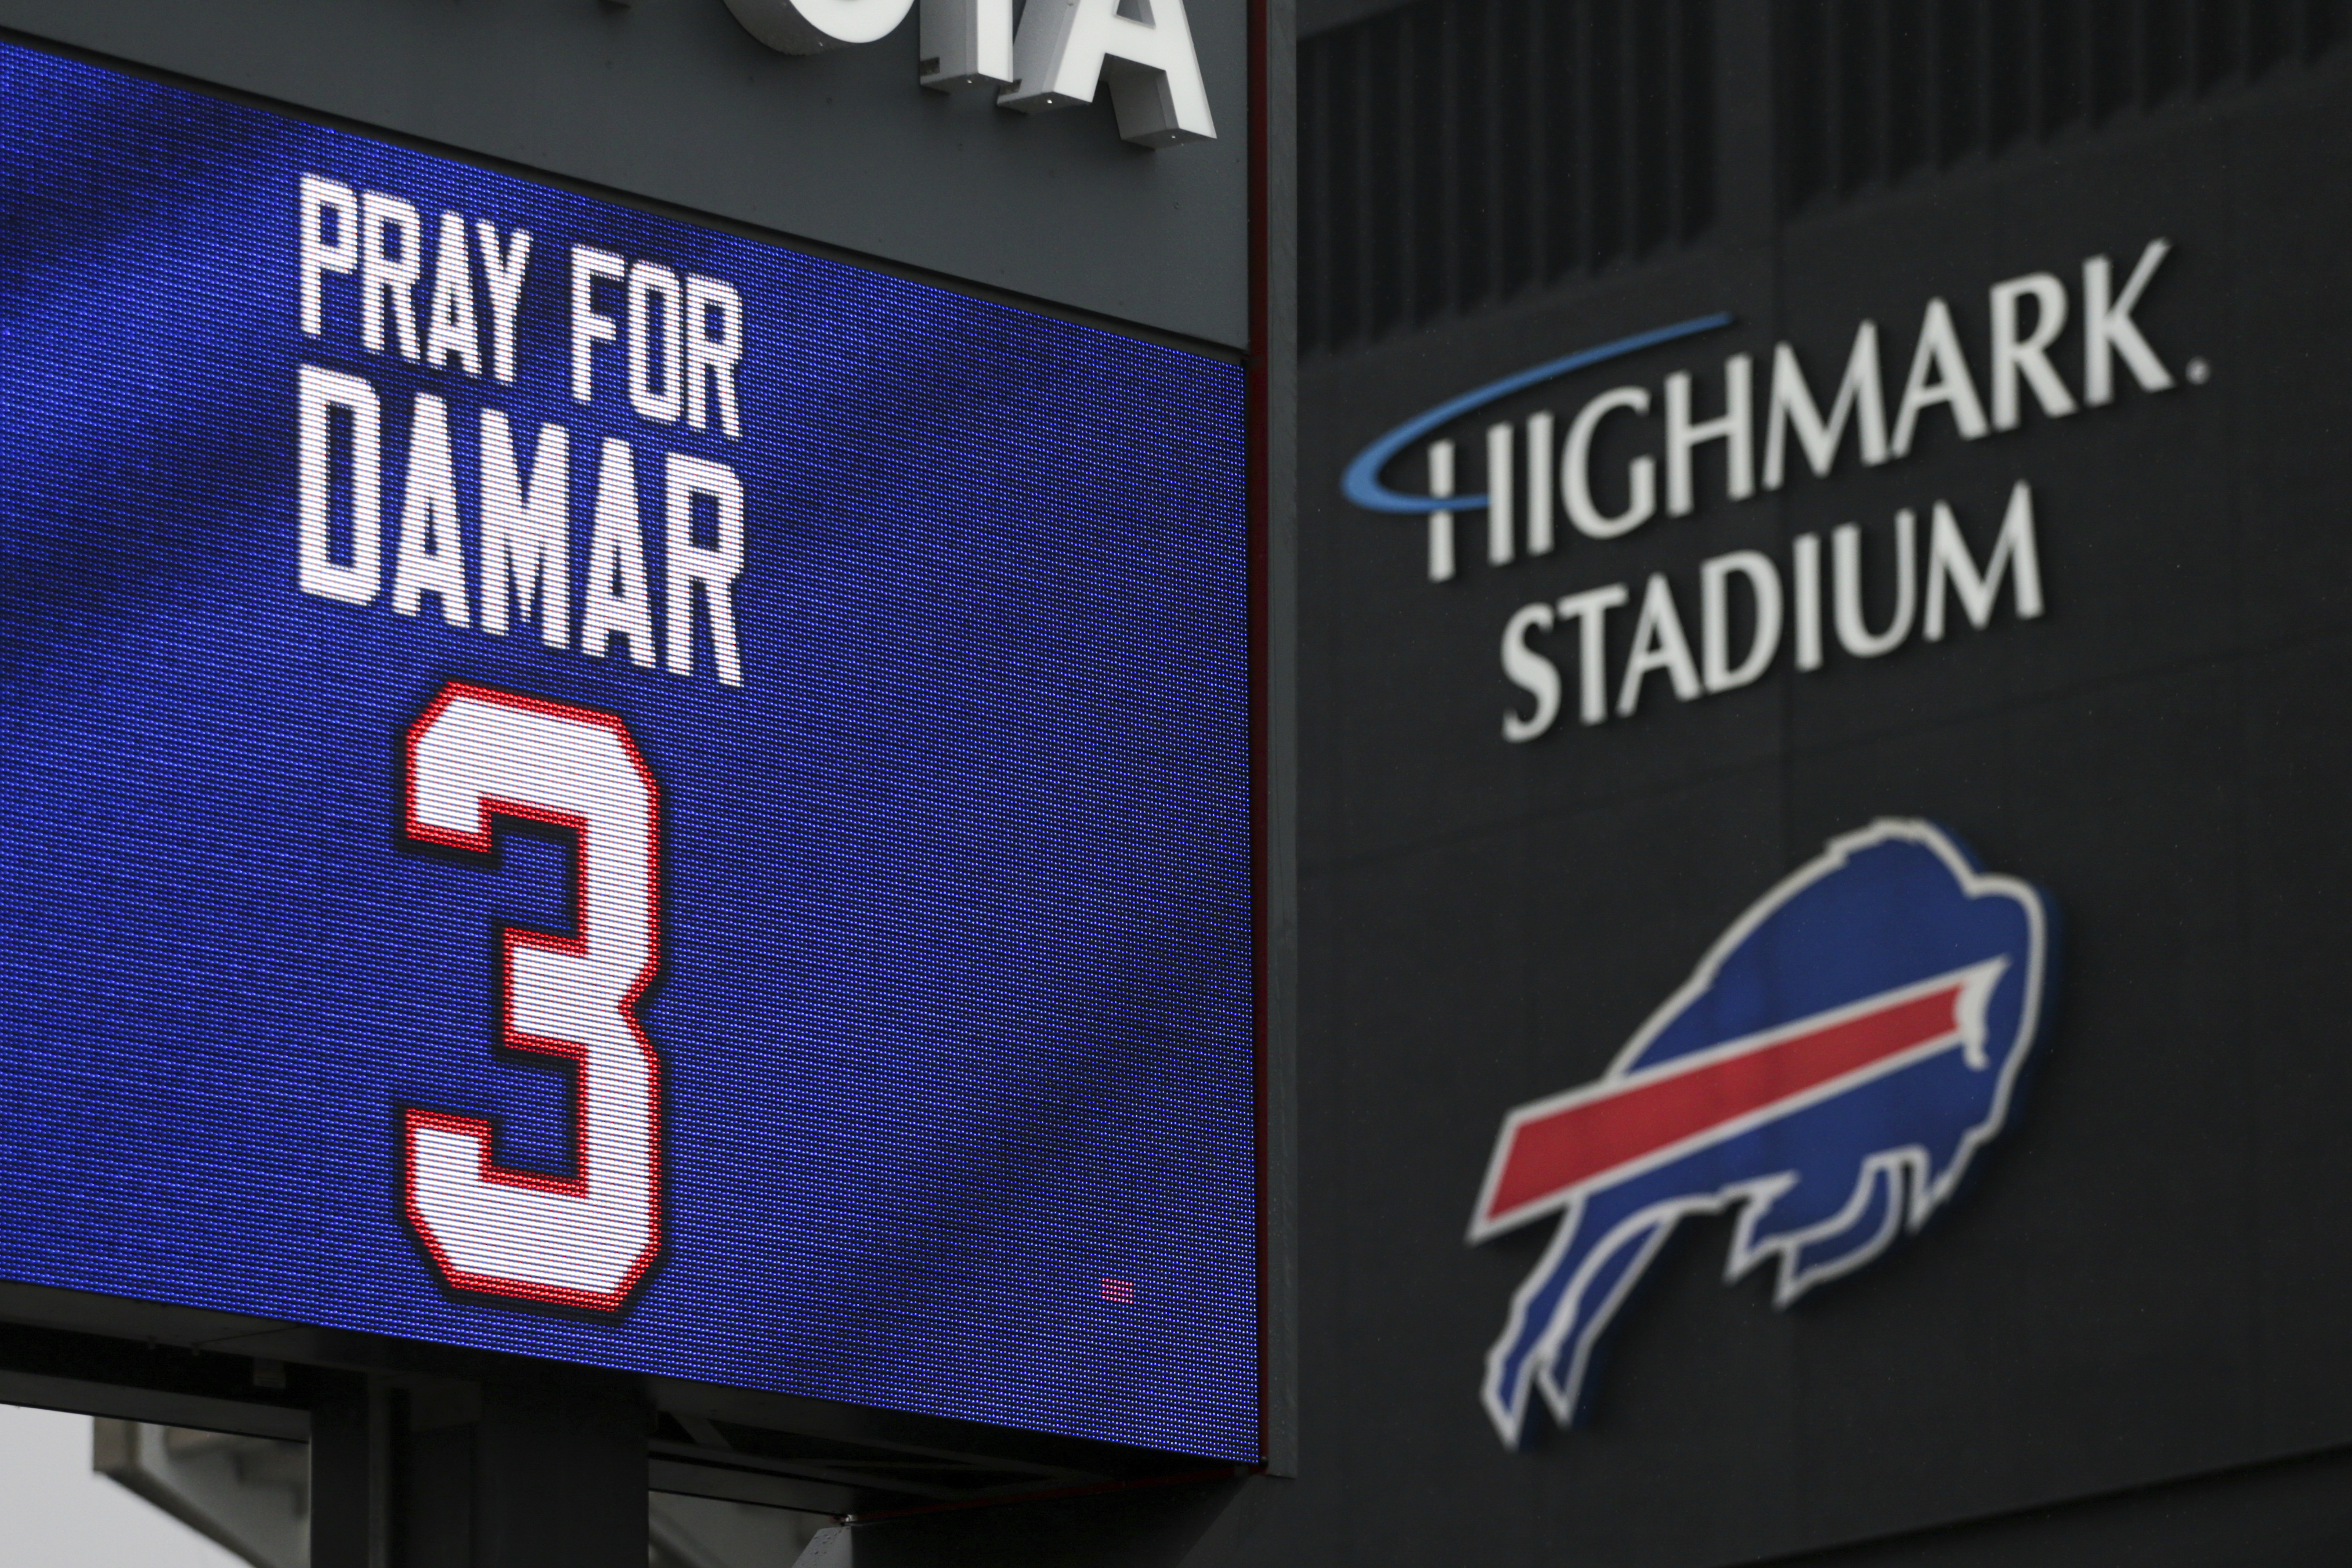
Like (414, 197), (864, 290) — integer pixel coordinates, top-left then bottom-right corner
(1469, 819), (2051, 1448)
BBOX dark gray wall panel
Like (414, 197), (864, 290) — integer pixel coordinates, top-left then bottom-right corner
(1263, 19), (2352, 1566)
(0, 0), (1248, 345)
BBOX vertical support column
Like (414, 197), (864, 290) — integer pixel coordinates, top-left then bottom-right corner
(310, 1372), (390, 1568)
(310, 1367), (646, 1568)
(472, 1374), (647, 1568)
(404, 1385), (480, 1568)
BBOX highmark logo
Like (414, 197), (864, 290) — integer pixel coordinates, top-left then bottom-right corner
(1342, 240), (2190, 743)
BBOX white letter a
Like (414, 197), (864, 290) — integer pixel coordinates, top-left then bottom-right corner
(999, 0), (1216, 146)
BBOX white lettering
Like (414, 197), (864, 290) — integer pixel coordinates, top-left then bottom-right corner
(686, 275), (746, 439)
(1792, 532), (1823, 672)
(582, 440), (659, 669)
(1890, 298), (1989, 456)
(297, 364), (382, 606)
(391, 394), (471, 627)
(475, 222), (532, 386)
(724, 0), (918, 52)
(299, 176), (358, 339)
(571, 246), (626, 406)
(2083, 240), (2174, 406)
(1426, 439), (1457, 582)
(1479, 479), (2049, 740)
(1664, 354), (1753, 517)
(360, 192), (425, 362)
(1617, 573), (1702, 716)
(1501, 604), (1560, 743)
(1763, 323), (1887, 489)
(1701, 550), (1783, 693)
(1563, 386), (1656, 540)
(920, 0), (1016, 86)
(1556, 583), (1629, 727)
(1925, 480), (2045, 640)
(1523, 411), (1555, 557)
(424, 212), (483, 378)
(1988, 273), (2076, 429)
(1486, 422), (1515, 566)
(999, 0), (1217, 147)
(627, 263), (687, 426)
(665, 455), (747, 688)
(1832, 509), (1918, 659)
(479, 410), (571, 649)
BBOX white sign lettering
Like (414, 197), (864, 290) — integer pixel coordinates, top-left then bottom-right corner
(1344, 240), (2184, 746)
(619, 0), (1216, 146)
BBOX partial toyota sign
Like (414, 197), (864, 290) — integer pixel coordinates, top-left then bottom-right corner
(722, 0), (1217, 144)
(0, 38), (1258, 1461)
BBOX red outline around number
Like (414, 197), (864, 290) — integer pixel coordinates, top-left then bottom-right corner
(398, 680), (664, 1314)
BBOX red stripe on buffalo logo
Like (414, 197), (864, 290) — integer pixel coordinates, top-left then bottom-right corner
(1477, 966), (2001, 1233)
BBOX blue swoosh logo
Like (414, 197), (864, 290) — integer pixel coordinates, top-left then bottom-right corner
(1339, 313), (1737, 515)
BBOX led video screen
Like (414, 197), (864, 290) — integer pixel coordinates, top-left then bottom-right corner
(0, 39), (1256, 1461)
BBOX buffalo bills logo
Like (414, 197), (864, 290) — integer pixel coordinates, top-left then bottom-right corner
(1469, 820), (2053, 1447)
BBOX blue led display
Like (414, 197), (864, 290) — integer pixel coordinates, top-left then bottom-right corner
(0, 39), (1256, 1460)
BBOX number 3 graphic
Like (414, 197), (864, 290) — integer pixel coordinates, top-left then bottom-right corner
(400, 681), (663, 1312)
